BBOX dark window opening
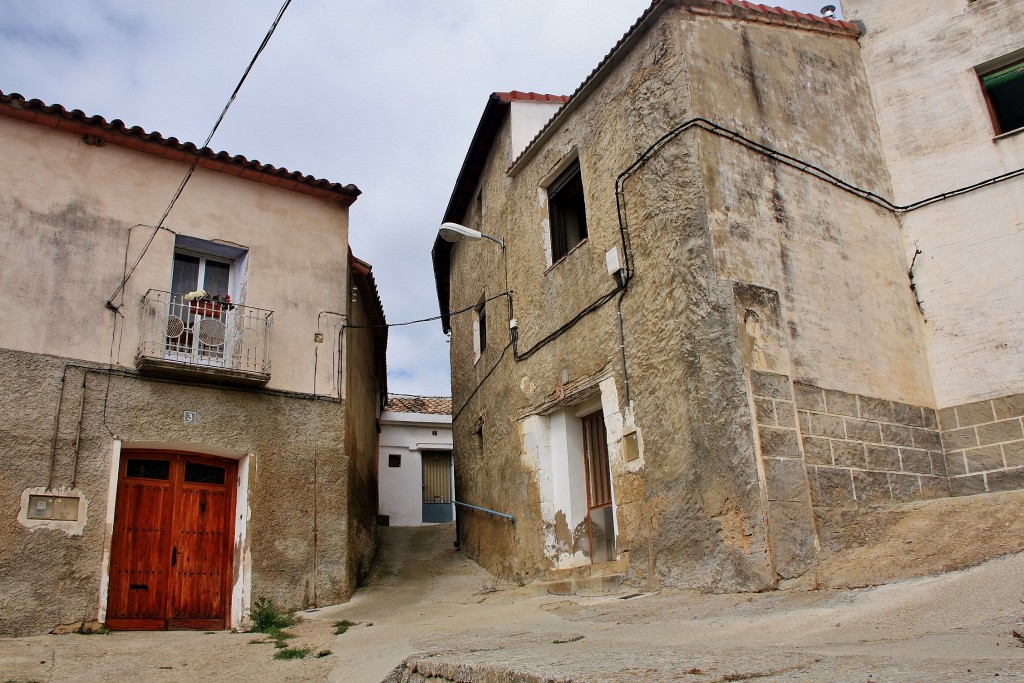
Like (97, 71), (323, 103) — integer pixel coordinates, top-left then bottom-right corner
(475, 189), (483, 231)
(476, 301), (487, 354)
(184, 462), (226, 485)
(125, 459), (170, 480)
(982, 59), (1024, 134)
(548, 158), (588, 263)
(389, 454), (401, 468)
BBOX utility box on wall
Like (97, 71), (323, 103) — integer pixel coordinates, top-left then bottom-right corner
(26, 495), (80, 521)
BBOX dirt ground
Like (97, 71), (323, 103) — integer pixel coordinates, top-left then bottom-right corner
(3, 506), (1024, 683)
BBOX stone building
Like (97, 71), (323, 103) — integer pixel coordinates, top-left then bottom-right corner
(0, 90), (387, 635)
(432, 0), (1024, 592)
(378, 395), (454, 527)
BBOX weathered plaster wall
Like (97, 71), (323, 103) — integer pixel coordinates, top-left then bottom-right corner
(448, 11), (777, 590)
(447, 4), (954, 591)
(0, 115), (350, 396)
(688, 14), (933, 406)
(0, 348), (353, 636)
(840, 0), (1024, 406)
(342, 282), (383, 589)
(0, 110), (379, 636)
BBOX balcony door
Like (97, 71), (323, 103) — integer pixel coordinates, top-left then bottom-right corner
(106, 451), (237, 630)
(168, 252), (233, 364)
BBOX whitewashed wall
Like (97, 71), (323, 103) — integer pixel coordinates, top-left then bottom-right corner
(378, 411), (453, 526)
(842, 0), (1024, 406)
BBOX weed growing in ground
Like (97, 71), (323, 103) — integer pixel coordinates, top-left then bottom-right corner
(250, 597), (297, 631)
(247, 598), (311, 657)
(315, 650), (332, 658)
(475, 578), (502, 595)
(333, 620), (356, 635)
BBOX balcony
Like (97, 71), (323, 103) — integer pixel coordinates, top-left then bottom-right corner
(136, 290), (273, 386)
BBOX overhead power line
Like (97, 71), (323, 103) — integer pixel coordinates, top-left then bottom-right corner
(106, 0), (294, 308)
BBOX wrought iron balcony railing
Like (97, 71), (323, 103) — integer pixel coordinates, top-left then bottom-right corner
(136, 290), (273, 386)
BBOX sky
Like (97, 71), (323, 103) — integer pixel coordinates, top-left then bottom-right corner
(0, 0), (842, 397)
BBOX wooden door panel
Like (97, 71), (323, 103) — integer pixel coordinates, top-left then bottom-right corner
(107, 452), (235, 631)
(107, 478), (173, 623)
(168, 485), (230, 626)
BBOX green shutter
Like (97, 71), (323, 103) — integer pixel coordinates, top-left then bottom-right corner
(983, 63), (1024, 89)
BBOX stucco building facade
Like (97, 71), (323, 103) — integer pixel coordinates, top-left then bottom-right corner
(433, 0), (1024, 592)
(0, 91), (387, 635)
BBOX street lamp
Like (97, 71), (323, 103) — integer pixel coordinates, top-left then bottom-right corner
(438, 222), (504, 249)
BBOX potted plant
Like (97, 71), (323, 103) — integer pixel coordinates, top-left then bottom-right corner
(183, 289), (235, 319)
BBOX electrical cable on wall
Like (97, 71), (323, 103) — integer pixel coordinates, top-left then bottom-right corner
(445, 116), (1024, 418)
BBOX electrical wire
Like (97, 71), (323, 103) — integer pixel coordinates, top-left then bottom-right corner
(344, 290), (510, 329)
(452, 341), (512, 423)
(450, 117), (1024, 415)
(105, 0), (294, 308)
(511, 285), (623, 362)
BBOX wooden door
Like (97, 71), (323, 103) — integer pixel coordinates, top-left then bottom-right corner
(581, 411), (615, 563)
(107, 452), (236, 631)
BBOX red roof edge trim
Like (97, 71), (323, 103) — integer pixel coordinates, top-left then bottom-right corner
(495, 91), (571, 104)
(0, 89), (361, 205)
(715, 1), (858, 32)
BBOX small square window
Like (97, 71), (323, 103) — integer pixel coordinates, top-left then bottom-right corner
(389, 454), (401, 468)
(547, 158), (589, 263)
(980, 58), (1024, 134)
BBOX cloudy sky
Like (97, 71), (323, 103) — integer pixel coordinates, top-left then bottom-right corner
(0, 0), (841, 397)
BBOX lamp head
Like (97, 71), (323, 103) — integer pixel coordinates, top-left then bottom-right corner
(439, 222), (483, 242)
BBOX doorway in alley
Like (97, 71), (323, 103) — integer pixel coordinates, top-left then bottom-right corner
(422, 450), (453, 523)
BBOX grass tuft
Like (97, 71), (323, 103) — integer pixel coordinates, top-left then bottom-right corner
(333, 620), (356, 635)
(273, 646), (312, 660)
(250, 597), (297, 632)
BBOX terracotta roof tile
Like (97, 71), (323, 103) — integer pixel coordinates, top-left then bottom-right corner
(386, 395), (453, 416)
(0, 89), (360, 205)
(715, 0), (852, 30)
(495, 91), (570, 104)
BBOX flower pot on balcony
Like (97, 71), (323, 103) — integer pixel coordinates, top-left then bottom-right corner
(189, 300), (223, 319)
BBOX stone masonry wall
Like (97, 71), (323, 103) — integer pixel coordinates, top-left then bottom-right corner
(749, 371), (817, 579)
(939, 396), (1024, 496)
(794, 382), (947, 506)
(754, 371), (1024, 514)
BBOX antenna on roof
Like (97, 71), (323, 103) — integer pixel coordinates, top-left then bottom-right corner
(820, 5), (837, 19)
